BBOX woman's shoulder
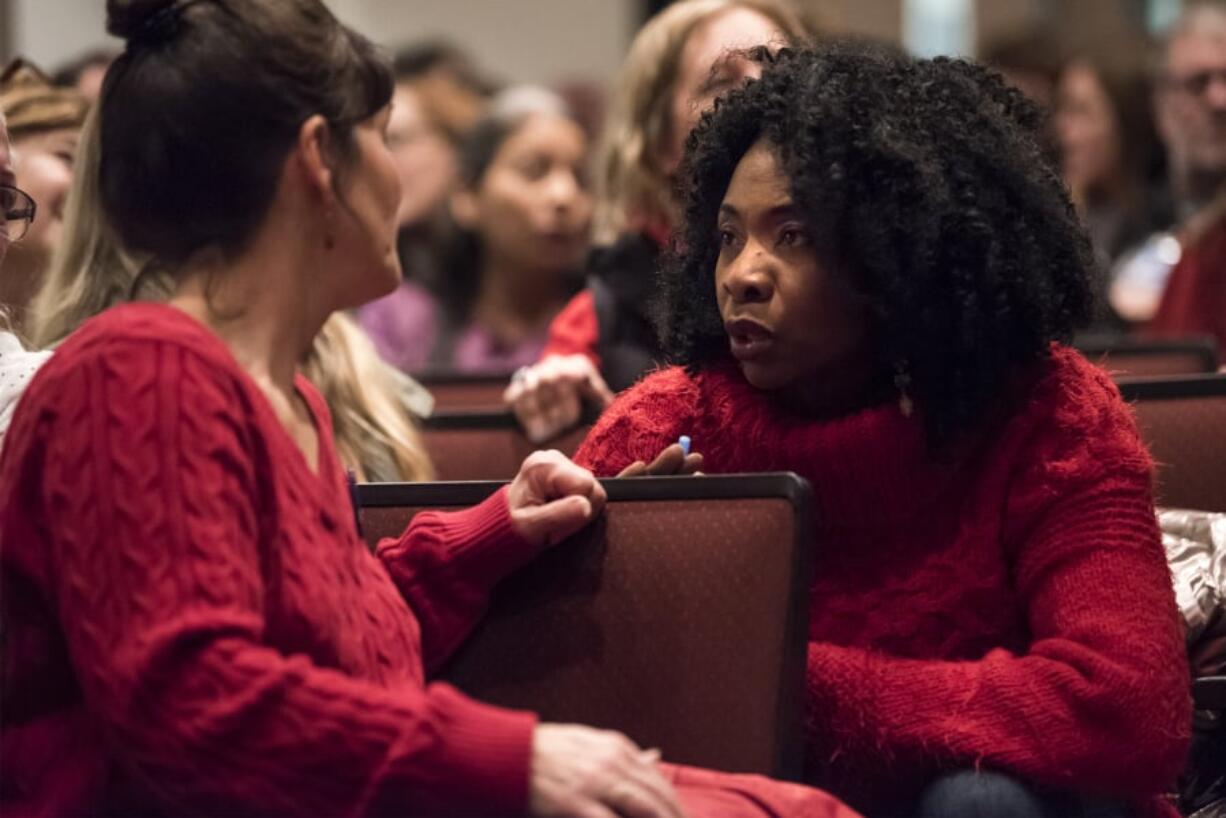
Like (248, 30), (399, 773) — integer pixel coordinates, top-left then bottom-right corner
(1025, 344), (1138, 435)
(0, 332), (53, 444)
(615, 364), (706, 412)
(1000, 344), (1151, 487)
(23, 303), (255, 424)
(51, 302), (233, 364)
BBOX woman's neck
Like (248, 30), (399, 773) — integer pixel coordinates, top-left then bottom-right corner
(775, 346), (891, 420)
(470, 260), (571, 341)
(169, 237), (324, 396)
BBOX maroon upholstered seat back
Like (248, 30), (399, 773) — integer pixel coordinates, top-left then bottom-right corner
(420, 412), (590, 481)
(1076, 336), (1219, 379)
(417, 371), (513, 411)
(1119, 375), (1226, 512)
(358, 474), (812, 779)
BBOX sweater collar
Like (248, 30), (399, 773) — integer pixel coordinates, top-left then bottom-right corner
(697, 362), (966, 527)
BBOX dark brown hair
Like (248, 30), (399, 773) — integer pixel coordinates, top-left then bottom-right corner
(100, 0), (393, 266)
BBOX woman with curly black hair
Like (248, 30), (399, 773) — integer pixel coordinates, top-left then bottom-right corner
(576, 44), (1191, 818)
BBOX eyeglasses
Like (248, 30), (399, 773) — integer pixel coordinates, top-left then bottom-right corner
(1, 185), (37, 243)
(1164, 68), (1226, 100)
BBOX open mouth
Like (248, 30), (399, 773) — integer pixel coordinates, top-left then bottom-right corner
(725, 317), (775, 362)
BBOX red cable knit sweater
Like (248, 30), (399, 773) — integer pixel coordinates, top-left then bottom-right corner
(575, 348), (1192, 818)
(0, 303), (862, 818)
(0, 304), (540, 816)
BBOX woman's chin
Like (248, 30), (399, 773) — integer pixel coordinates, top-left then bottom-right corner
(341, 262), (403, 310)
(739, 361), (788, 391)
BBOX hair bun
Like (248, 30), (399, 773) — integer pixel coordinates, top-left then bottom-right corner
(107, 0), (179, 40)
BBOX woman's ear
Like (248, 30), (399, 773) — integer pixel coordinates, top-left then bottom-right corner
(450, 187), (480, 230)
(295, 114), (338, 205)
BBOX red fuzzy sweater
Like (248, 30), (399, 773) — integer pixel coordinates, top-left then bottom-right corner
(576, 348), (1192, 817)
(0, 304), (862, 818)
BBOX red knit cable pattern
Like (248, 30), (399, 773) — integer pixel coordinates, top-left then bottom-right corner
(576, 347), (1192, 818)
(0, 303), (537, 817)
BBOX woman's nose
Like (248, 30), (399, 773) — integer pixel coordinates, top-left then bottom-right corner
(723, 251), (775, 304)
(544, 169), (581, 211)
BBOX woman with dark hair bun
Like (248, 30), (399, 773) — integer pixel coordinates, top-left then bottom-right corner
(577, 43), (1191, 818)
(0, 2), (858, 817)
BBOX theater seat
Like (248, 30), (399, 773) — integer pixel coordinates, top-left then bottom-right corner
(358, 473), (813, 779)
(416, 370), (513, 411)
(1076, 335), (1219, 379)
(1119, 374), (1226, 512)
(420, 411), (590, 481)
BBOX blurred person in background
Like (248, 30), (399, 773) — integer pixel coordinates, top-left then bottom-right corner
(980, 26), (1064, 110)
(1053, 41), (1166, 332)
(354, 44), (489, 371)
(27, 108), (434, 482)
(388, 52), (488, 287)
(51, 48), (119, 103)
(0, 59), (89, 334)
(392, 39), (501, 98)
(362, 87), (592, 372)
(506, 0), (812, 443)
(1141, 0), (1226, 349)
(0, 113), (52, 449)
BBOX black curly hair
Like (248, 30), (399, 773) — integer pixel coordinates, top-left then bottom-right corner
(660, 41), (1095, 447)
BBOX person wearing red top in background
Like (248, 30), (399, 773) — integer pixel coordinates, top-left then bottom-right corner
(1145, 1), (1226, 352)
(0, 2), (864, 817)
(576, 44), (1192, 818)
(505, 0), (813, 444)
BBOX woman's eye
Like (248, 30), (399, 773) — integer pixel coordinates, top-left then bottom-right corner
(779, 227), (810, 247)
(718, 229), (738, 248)
(518, 157), (550, 181)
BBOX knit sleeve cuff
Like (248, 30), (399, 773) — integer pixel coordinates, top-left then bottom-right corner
(413, 486), (539, 591)
(419, 682), (537, 814)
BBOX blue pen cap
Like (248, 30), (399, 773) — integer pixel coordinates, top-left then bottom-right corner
(678, 435), (691, 456)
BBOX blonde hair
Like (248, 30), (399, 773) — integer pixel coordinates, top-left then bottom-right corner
(29, 107), (434, 483)
(592, 0), (811, 243)
(30, 106), (153, 348)
(302, 314), (434, 483)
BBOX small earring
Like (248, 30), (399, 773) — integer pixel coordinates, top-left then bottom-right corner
(894, 361), (914, 418)
(323, 208), (336, 251)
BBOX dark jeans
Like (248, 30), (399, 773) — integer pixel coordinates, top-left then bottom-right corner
(909, 771), (1133, 818)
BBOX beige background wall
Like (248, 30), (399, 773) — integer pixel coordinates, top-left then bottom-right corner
(1, 0), (1156, 82)
(1, 0), (634, 83)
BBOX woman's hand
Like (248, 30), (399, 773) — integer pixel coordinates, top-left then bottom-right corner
(508, 450), (608, 549)
(505, 355), (616, 444)
(529, 724), (686, 818)
(617, 444), (703, 478)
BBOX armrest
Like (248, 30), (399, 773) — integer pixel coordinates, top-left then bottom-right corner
(1192, 676), (1226, 710)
